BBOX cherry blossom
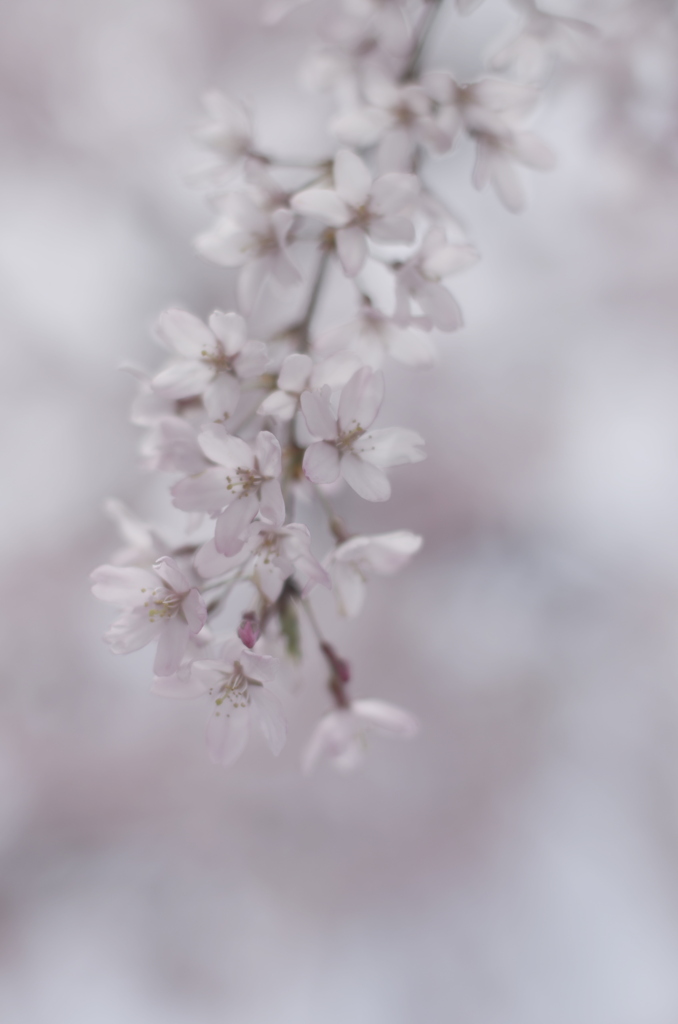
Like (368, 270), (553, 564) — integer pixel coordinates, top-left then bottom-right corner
(291, 149), (418, 276)
(91, 557), (207, 676)
(300, 366), (425, 501)
(393, 227), (478, 331)
(172, 428), (284, 555)
(325, 529), (422, 616)
(302, 699), (419, 772)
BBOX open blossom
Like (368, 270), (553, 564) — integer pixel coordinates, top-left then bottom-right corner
(292, 149), (418, 276)
(193, 639), (287, 766)
(195, 188), (301, 311)
(471, 127), (556, 212)
(151, 309), (267, 421)
(303, 699), (419, 772)
(193, 91), (254, 180)
(394, 227), (478, 331)
(325, 529), (422, 616)
(172, 428), (284, 556)
(318, 303), (437, 368)
(195, 506), (331, 603)
(91, 556), (207, 676)
(257, 350), (362, 421)
(300, 366), (425, 501)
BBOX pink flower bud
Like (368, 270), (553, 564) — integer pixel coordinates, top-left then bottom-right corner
(238, 613), (260, 649)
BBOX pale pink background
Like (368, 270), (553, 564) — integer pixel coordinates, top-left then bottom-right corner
(2, 1), (678, 1021)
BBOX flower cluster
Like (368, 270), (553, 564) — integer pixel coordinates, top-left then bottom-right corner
(93, 0), (571, 772)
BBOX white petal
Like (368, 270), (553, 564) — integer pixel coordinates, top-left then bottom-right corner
(490, 156), (525, 212)
(153, 556), (190, 594)
(104, 608), (161, 654)
(340, 454), (391, 501)
(303, 442), (340, 484)
(182, 588), (207, 634)
(259, 479), (286, 527)
(241, 650), (278, 686)
(388, 331), (437, 367)
(206, 702), (250, 766)
(208, 310), (246, 356)
(203, 374), (241, 420)
(194, 226), (250, 267)
(333, 149), (372, 208)
(368, 216), (415, 244)
(300, 387), (338, 440)
(199, 427), (254, 471)
(250, 687), (287, 756)
(353, 699), (419, 738)
(331, 561), (367, 617)
(291, 188), (350, 227)
(153, 309), (217, 360)
(151, 360), (214, 399)
(370, 172), (419, 216)
(355, 427), (426, 467)
(278, 353), (312, 393)
(415, 281), (463, 332)
(91, 565), (158, 606)
(214, 495), (259, 556)
(194, 538), (250, 579)
(302, 710), (357, 773)
(171, 468), (230, 514)
(234, 340), (268, 378)
(330, 107), (392, 146)
(154, 615), (190, 676)
(258, 390), (298, 421)
(151, 670), (207, 700)
(337, 366), (384, 433)
(237, 258), (268, 314)
(253, 430), (282, 478)
(335, 226), (368, 277)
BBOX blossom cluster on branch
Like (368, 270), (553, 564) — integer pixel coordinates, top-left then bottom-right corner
(92, 0), (584, 772)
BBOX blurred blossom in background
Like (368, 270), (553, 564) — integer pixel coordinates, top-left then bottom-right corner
(3, 0), (678, 1021)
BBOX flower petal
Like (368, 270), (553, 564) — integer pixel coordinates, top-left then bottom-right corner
(182, 588), (208, 634)
(154, 615), (190, 676)
(337, 367), (384, 433)
(336, 225), (367, 277)
(214, 494), (259, 555)
(340, 453), (391, 501)
(153, 556), (190, 594)
(203, 374), (241, 420)
(253, 430), (282, 478)
(259, 479), (286, 527)
(353, 699), (419, 738)
(206, 701), (250, 767)
(291, 188), (350, 227)
(208, 310), (246, 356)
(171, 467), (230, 514)
(91, 565), (158, 606)
(333, 149), (372, 208)
(199, 427), (254, 471)
(303, 441), (340, 484)
(250, 686), (287, 756)
(153, 309), (217, 360)
(278, 353), (312, 393)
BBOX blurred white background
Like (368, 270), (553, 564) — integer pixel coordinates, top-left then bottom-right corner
(3, 0), (678, 1021)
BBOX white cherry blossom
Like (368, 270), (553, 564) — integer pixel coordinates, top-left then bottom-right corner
(318, 303), (437, 368)
(91, 557), (207, 676)
(300, 366), (425, 500)
(151, 309), (267, 421)
(291, 149), (418, 276)
(172, 428), (284, 556)
(303, 699), (419, 772)
(325, 529), (422, 616)
(394, 227), (478, 331)
(193, 91), (254, 181)
(193, 639), (286, 766)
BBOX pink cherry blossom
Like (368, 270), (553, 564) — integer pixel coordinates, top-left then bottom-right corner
(291, 149), (418, 276)
(325, 529), (422, 616)
(301, 366), (425, 501)
(302, 699), (419, 773)
(91, 556), (207, 676)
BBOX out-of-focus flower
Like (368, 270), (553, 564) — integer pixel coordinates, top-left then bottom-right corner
(325, 529), (422, 616)
(303, 699), (419, 772)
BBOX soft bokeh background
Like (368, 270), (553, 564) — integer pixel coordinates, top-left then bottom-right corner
(3, 0), (678, 1021)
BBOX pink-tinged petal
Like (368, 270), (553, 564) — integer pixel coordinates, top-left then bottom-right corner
(291, 188), (350, 227)
(234, 340), (268, 379)
(154, 615), (190, 676)
(258, 390), (298, 421)
(191, 659), (230, 692)
(145, 417), (207, 475)
(368, 216), (415, 244)
(337, 531), (422, 574)
(151, 669), (207, 700)
(369, 172), (419, 216)
(330, 561), (366, 617)
(153, 309), (217, 360)
(415, 281), (463, 332)
(206, 701), (250, 767)
(336, 225), (367, 277)
(337, 367), (384, 433)
(241, 650), (278, 686)
(203, 374), (240, 420)
(237, 257), (268, 314)
(355, 427), (426, 468)
(510, 131), (556, 170)
(302, 710), (357, 774)
(153, 556), (191, 594)
(208, 310), (246, 356)
(300, 387), (337, 440)
(195, 224), (250, 267)
(259, 479), (285, 527)
(249, 686), (287, 756)
(254, 559), (287, 602)
(471, 137), (492, 191)
(330, 107), (392, 146)
(214, 494), (259, 556)
(333, 149), (372, 208)
(340, 454), (391, 501)
(199, 426), (254, 471)
(420, 241), (478, 280)
(194, 538), (250, 579)
(91, 565), (158, 606)
(277, 353), (312, 393)
(269, 249), (303, 289)
(353, 699), (419, 738)
(150, 360), (214, 399)
(104, 608), (162, 654)
(218, 637), (246, 667)
(253, 430), (282, 478)
(303, 442), (340, 485)
(182, 588), (207, 634)
(171, 467), (230, 514)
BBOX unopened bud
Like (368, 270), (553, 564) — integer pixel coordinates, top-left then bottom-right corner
(238, 613), (260, 649)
